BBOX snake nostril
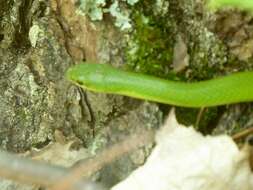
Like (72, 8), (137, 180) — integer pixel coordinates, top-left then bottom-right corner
(0, 34), (4, 42)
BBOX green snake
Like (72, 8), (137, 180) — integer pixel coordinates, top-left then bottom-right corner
(66, 63), (253, 107)
(208, 0), (253, 12)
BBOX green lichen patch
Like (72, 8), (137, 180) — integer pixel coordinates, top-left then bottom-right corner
(77, 0), (140, 30)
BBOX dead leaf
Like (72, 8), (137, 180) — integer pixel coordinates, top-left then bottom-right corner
(112, 110), (253, 190)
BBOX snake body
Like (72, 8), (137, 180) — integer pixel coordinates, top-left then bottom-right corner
(66, 63), (253, 107)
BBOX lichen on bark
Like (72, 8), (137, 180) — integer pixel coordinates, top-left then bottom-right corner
(0, 0), (72, 152)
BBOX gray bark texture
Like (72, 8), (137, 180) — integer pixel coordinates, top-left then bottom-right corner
(0, 0), (73, 152)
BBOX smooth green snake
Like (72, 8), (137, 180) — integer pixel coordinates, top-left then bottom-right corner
(66, 63), (253, 107)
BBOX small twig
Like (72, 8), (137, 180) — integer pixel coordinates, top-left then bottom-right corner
(50, 129), (155, 190)
(195, 107), (205, 127)
(232, 126), (253, 141)
(0, 150), (105, 190)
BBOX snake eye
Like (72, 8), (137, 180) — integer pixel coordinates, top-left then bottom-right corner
(247, 135), (253, 146)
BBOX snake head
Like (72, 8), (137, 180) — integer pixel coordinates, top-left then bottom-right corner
(66, 63), (111, 92)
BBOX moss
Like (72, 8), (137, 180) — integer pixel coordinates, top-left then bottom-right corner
(125, 1), (175, 78)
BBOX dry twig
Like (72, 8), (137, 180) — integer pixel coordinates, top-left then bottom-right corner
(0, 150), (105, 190)
(232, 126), (253, 141)
(50, 129), (155, 190)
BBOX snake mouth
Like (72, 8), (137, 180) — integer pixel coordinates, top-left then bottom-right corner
(75, 80), (84, 86)
(66, 67), (74, 80)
